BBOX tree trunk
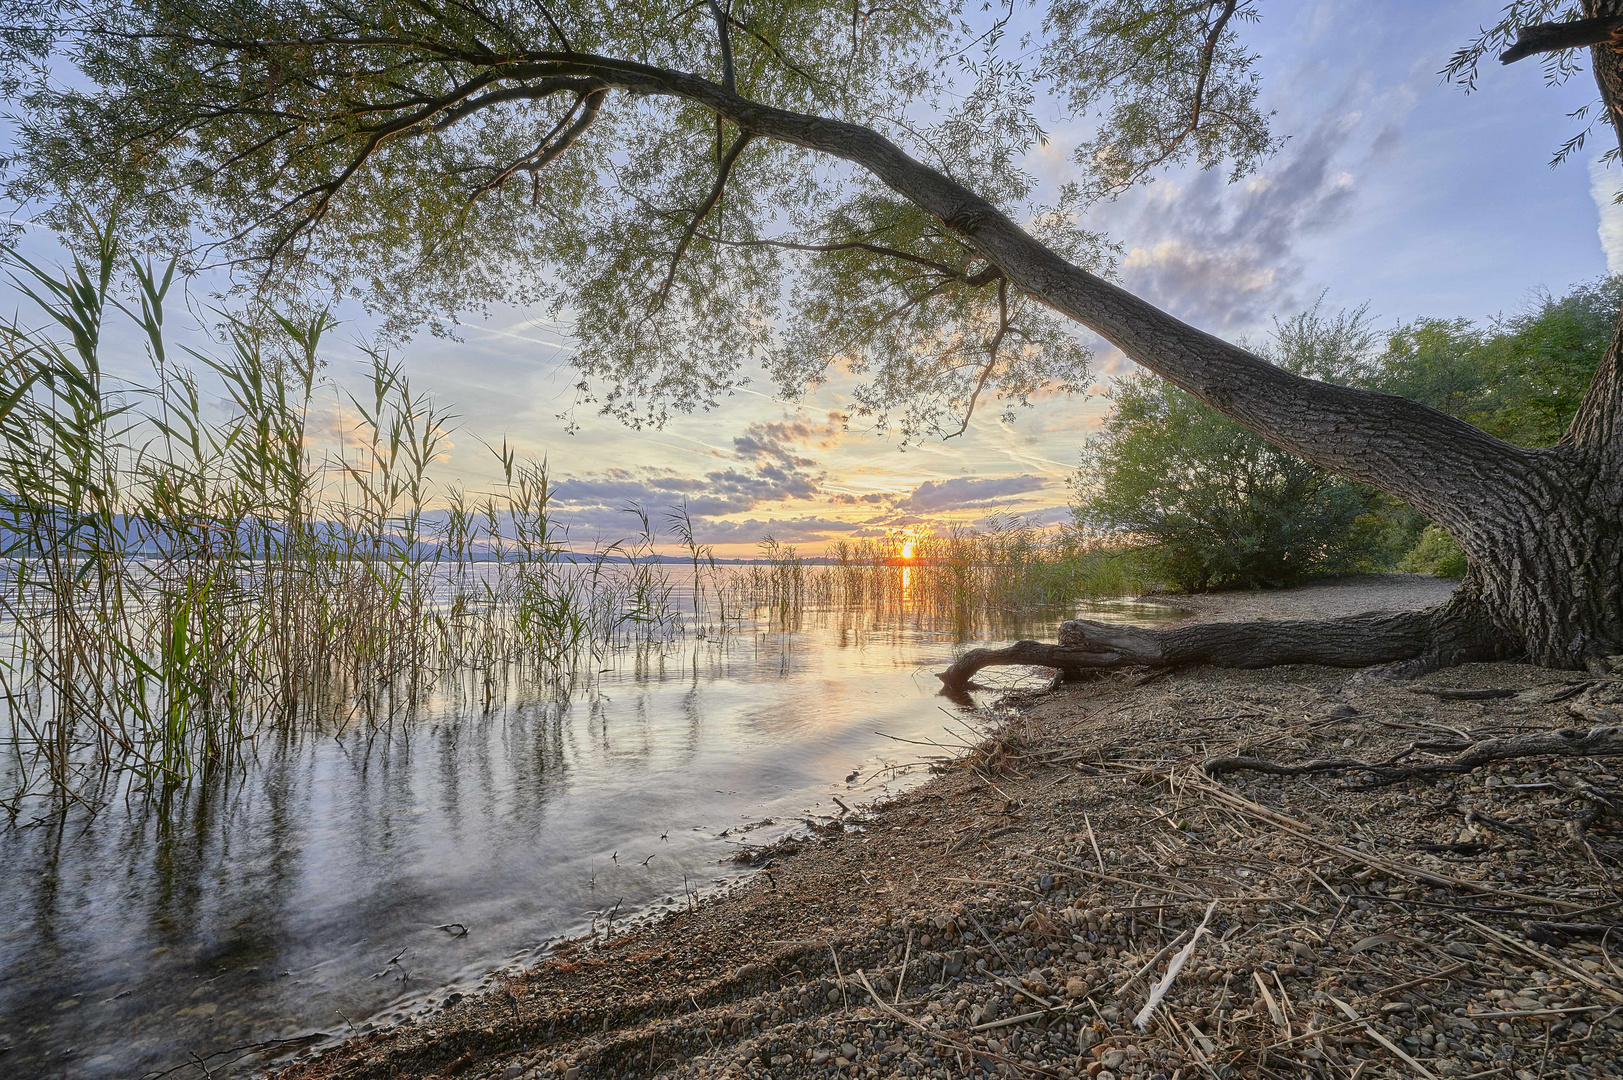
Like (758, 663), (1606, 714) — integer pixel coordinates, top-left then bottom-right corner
(567, 57), (1623, 672)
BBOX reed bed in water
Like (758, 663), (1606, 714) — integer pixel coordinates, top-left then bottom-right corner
(724, 517), (1153, 629)
(0, 233), (678, 812)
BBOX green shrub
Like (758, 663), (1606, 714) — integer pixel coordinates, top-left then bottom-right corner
(1397, 525), (1468, 579)
(1072, 305), (1388, 592)
(1072, 372), (1377, 592)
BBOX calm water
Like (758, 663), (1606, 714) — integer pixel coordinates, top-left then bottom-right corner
(0, 595), (1176, 1079)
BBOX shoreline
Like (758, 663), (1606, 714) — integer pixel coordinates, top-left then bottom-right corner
(1138, 573), (1459, 625)
(270, 577), (1623, 1080)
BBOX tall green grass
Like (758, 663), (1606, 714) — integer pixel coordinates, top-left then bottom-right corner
(0, 232), (678, 813)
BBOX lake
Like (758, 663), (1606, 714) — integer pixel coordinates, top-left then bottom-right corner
(0, 591), (1177, 1079)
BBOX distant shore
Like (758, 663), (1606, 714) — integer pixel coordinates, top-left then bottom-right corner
(274, 573), (1623, 1080)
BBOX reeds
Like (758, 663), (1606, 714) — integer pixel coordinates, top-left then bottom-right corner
(0, 234), (1153, 815)
(0, 233), (678, 813)
(725, 515), (1152, 635)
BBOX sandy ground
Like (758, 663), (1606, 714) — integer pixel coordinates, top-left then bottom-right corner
(1143, 573), (1459, 624)
(267, 575), (1623, 1080)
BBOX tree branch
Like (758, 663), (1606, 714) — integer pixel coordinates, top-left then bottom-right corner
(946, 277), (1008, 439)
(937, 596), (1506, 692)
(531, 0), (575, 53)
(460, 88), (605, 209)
(240, 70), (601, 271)
(651, 126), (753, 311)
(726, 13), (822, 90)
(429, 77), (602, 131)
(1126, 0), (1239, 180)
(1204, 725), (1623, 784)
(707, 0), (736, 94)
(1500, 16), (1623, 65)
(693, 232), (990, 282)
(1188, 1), (1238, 135)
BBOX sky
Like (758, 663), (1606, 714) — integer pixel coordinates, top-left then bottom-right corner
(11, 1), (1623, 557)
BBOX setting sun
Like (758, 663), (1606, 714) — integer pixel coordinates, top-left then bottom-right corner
(899, 538), (915, 560)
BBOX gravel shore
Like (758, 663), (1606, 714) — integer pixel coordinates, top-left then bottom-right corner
(272, 577), (1623, 1080)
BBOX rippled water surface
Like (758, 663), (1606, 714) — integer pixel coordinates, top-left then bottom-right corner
(0, 594), (1178, 1079)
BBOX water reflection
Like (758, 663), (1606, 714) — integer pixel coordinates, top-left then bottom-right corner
(0, 596), (1178, 1079)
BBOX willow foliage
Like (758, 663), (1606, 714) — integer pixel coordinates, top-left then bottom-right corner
(0, 0), (1283, 437)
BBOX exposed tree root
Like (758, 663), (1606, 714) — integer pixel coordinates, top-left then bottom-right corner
(1464, 809), (1538, 844)
(1550, 768), (1622, 863)
(1569, 684), (1623, 724)
(1524, 921), (1623, 945)
(937, 592), (1505, 692)
(1202, 724), (1623, 785)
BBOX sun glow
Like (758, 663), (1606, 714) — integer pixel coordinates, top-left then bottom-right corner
(900, 538), (915, 560)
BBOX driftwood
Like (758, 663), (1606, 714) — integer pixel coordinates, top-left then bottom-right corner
(1524, 921), (1623, 943)
(937, 601), (1502, 692)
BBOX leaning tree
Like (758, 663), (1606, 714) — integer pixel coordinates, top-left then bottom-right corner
(2, 0), (1621, 683)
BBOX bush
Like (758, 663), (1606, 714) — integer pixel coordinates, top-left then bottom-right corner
(1397, 525), (1468, 579)
(1072, 371), (1376, 592)
(1073, 280), (1622, 593)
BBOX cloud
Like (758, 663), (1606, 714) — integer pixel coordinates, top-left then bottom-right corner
(540, 409), (860, 544)
(1022, 505), (1074, 527)
(893, 474), (1047, 512)
(1099, 111), (1363, 332)
(731, 412), (847, 468)
(544, 465), (1056, 552)
(554, 462), (821, 520)
(686, 516), (867, 545)
(1591, 157), (1623, 275)
(542, 420), (1053, 552)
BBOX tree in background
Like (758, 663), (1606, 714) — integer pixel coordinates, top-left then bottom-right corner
(1377, 276), (1623, 448)
(1375, 276), (1623, 573)
(1078, 280), (1623, 589)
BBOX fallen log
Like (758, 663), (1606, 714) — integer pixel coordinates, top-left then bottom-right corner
(937, 598), (1502, 692)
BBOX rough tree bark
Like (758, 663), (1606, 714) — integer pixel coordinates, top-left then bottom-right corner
(937, 592), (1507, 691)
